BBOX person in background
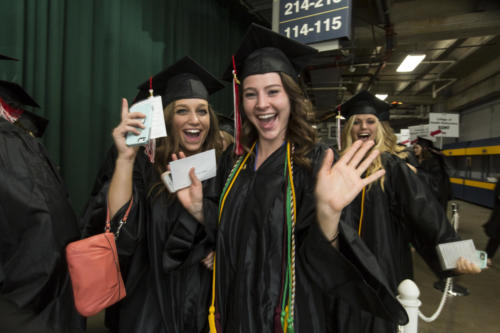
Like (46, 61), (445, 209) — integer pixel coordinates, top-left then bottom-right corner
(81, 56), (223, 333)
(483, 178), (500, 267)
(216, 113), (234, 151)
(336, 90), (481, 333)
(0, 80), (84, 332)
(414, 136), (453, 209)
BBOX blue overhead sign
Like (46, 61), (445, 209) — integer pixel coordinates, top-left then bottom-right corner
(279, 0), (352, 44)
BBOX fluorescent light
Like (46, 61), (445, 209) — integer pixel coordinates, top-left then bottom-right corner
(375, 94), (388, 101)
(397, 54), (426, 72)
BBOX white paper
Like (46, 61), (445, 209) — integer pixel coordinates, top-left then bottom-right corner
(436, 239), (480, 270)
(162, 149), (216, 192)
(148, 96), (167, 139)
(126, 102), (152, 146)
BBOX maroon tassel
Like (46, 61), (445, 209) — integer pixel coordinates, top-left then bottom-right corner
(274, 306), (284, 333)
(215, 312), (222, 332)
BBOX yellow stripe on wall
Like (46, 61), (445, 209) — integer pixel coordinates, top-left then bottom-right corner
(450, 177), (464, 185)
(443, 148), (466, 156)
(443, 145), (500, 156)
(463, 179), (496, 190)
(449, 177), (495, 190)
(465, 145), (500, 155)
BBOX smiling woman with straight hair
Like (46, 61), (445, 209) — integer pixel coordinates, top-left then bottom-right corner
(82, 56), (223, 333)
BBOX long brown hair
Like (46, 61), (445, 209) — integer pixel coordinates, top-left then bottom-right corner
(239, 72), (317, 169)
(341, 115), (407, 190)
(416, 144), (433, 163)
(149, 99), (222, 196)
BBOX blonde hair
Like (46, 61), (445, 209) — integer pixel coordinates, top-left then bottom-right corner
(341, 115), (407, 190)
(219, 130), (234, 151)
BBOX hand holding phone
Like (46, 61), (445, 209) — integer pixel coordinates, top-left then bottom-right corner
(125, 102), (153, 146)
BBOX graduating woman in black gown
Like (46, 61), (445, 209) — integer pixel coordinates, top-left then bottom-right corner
(414, 136), (453, 209)
(172, 24), (409, 333)
(82, 57), (223, 332)
(0, 81), (83, 333)
(335, 90), (481, 333)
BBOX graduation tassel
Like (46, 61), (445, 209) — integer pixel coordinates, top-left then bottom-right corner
(145, 76), (156, 163)
(335, 105), (344, 151)
(0, 97), (24, 123)
(208, 303), (216, 332)
(274, 306), (284, 333)
(232, 55), (243, 155)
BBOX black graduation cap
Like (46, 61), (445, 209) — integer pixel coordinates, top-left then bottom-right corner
(134, 56), (224, 108)
(340, 90), (390, 121)
(0, 53), (18, 61)
(415, 137), (436, 149)
(222, 23), (318, 82)
(0, 80), (48, 137)
(217, 113), (234, 136)
(0, 80), (39, 108)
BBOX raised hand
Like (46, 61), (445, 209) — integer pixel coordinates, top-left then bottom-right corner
(111, 98), (145, 160)
(171, 152), (205, 223)
(201, 251), (215, 270)
(315, 140), (385, 241)
(455, 256), (481, 274)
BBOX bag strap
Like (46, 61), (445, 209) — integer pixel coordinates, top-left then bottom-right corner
(105, 196), (134, 238)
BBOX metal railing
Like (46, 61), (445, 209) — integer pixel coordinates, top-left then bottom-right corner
(397, 202), (460, 333)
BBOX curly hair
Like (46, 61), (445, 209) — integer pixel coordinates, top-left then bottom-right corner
(341, 115), (407, 190)
(239, 72), (317, 169)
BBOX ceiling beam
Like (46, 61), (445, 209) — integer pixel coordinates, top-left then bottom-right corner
(353, 11), (500, 46)
(395, 11), (500, 45)
(447, 72), (500, 111)
(451, 57), (500, 95)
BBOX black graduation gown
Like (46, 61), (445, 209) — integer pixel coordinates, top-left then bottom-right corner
(0, 118), (84, 332)
(336, 152), (460, 333)
(81, 146), (212, 333)
(483, 179), (500, 239)
(417, 155), (453, 209)
(194, 144), (407, 332)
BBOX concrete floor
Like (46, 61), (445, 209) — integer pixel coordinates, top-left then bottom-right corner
(415, 200), (500, 333)
(87, 200), (500, 333)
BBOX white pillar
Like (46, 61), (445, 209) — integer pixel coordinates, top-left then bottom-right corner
(397, 279), (422, 333)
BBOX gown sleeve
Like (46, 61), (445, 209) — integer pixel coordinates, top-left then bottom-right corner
(387, 154), (459, 278)
(162, 148), (236, 272)
(162, 191), (214, 272)
(80, 146), (149, 275)
(417, 158), (443, 200)
(0, 120), (83, 331)
(295, 146), (409, 326)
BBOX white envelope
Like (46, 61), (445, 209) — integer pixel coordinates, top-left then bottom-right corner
(161, 149), (216, 193)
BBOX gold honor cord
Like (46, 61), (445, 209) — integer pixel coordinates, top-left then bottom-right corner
(358, 187), (366, 236)
(284, 142), (297, 333)
(209, 142), (256, 333)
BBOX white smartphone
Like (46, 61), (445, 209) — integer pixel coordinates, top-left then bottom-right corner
(125, 102), (153, 146)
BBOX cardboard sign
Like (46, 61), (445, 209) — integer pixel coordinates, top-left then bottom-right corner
(429, 113), (459, 138)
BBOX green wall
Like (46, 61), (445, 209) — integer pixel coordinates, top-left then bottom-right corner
(0, 0), (256, 213)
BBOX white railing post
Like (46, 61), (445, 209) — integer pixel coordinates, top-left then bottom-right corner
(451, 202), (459, 232)
(397, 279), (421, 333)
